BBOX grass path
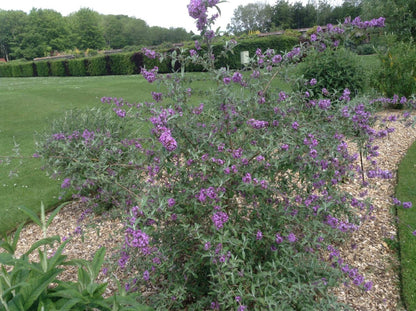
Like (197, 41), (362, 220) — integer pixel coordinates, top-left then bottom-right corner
(396, 140), (416, 310)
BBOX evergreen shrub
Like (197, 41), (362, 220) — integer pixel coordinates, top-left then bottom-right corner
(36, 61), (50, 77)
(49, 60), (66, 76)
(87, 56), (108, 76)
(68, 58), (87, 76)
(108, 53), (135, 75)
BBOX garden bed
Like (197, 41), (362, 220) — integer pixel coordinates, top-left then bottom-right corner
(6, 110), (416, 310)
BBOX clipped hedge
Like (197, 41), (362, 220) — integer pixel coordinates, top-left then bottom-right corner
(50, 60), (67, 76)
(0, 35), (300, 77)
(36, 61), (50, 77)
(68, 58), (87, 76)
(87, 56), (107, 76)
(108, 53), (135, 75)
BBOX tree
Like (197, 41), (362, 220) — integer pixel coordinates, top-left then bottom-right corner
(101, 15), (129, 48)
(124, 18), (151, 47)
(227, 2), (273, 34)
(68, 8), (105, 50)
(271, 0), (293, 30)
(361, 0), (416, 41)
(0, 10), (28, 60)
(291, 2), (317, 28)
(15, 9), (70, 59)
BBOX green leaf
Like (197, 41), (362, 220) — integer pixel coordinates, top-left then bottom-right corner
(11, 223), (25, 253)
(86, 282), (107, 298)
(9, 268), (62, 310)
(0, 240), (14, 254)
(17, 205), (42, 228)
(55, 298), (83, 311)
(90, 247), (106, 280)
(24, 236), (60, 257)
(77, 267), (91, 289)
(46, 239), (70, 272)
(0, 253), (15, 266)
(49, 287), (84, 300)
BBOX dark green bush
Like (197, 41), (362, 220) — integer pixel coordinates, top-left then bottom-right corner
(68, 58), (87, 76)
(49, 60), (66, 76)
(131, 52), (144, 74)
(36, 61), (50, 77)
(373, 40), (416, 98)
(0, 64), (13, 77)
(108, 53), (135, 75)
(143, 54), (170, 73)
(87, 56), (108, 76)
(296, 47), (364, 98)
(10, 62), (34, 77)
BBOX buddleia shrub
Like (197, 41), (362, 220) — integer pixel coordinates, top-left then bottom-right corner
(36, 2), (392, 310)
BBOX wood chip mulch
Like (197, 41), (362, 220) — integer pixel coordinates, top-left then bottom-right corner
(2, 110), (416, 310)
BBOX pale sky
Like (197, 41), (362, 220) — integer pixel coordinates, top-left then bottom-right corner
(0, 0), (343, 33)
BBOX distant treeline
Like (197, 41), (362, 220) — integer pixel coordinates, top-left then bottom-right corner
(0, 8), (193, 61)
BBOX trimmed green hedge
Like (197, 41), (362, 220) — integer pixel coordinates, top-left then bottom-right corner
(68, 58), (87, 76)
(108, 53), (135, 75)
(0, 36), (300, 77)
(36, 61), (50, 77)
(87, 56), (107, 76)
(50, 60), (67, 76)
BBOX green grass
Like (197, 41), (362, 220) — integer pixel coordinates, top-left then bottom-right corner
(0, 75), (161, 234)
(396, 140), (416, 310)
(0, 73), (228, 234)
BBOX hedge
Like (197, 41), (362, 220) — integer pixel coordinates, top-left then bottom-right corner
(87, 56), (108, 76)
(108, 53), (135, 75)
(0, 35), (300, 77)
(50, 60), (67, 76)
(36, 61), (50, 77)
(68, 58), (87, 76)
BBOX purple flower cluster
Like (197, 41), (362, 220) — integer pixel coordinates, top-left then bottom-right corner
(345, 16), (385, 29)
(113, 108), (126, 118)
(366, 168), (393, 179)
(158, 128), (178, 152)
(125, 227), (150, 254)
(142, 48), (157, 59)
(141, 66), (158, 83)
(327, 245), (372, 291)
(187, 0), (219, 31)
(61, 178), (71, 189)
(247, 118), (269, 129)
(212, 211), (229, 230)
(325, 215), (359, 233)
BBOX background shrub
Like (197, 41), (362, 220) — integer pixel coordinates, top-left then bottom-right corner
(0, 64), (13, 77)
(296, 47), (364, 98)
(143, 53), (170, 73)
(373, 40), (416, 99)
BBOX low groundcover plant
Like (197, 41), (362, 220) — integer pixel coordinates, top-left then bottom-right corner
(34, 1), (415, 310)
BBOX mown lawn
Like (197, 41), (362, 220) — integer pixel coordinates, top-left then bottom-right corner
(0, 75), (159, 234)
(396, 140), (416, 310)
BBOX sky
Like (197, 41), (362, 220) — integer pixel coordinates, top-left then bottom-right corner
(0, 0), (343, 33)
